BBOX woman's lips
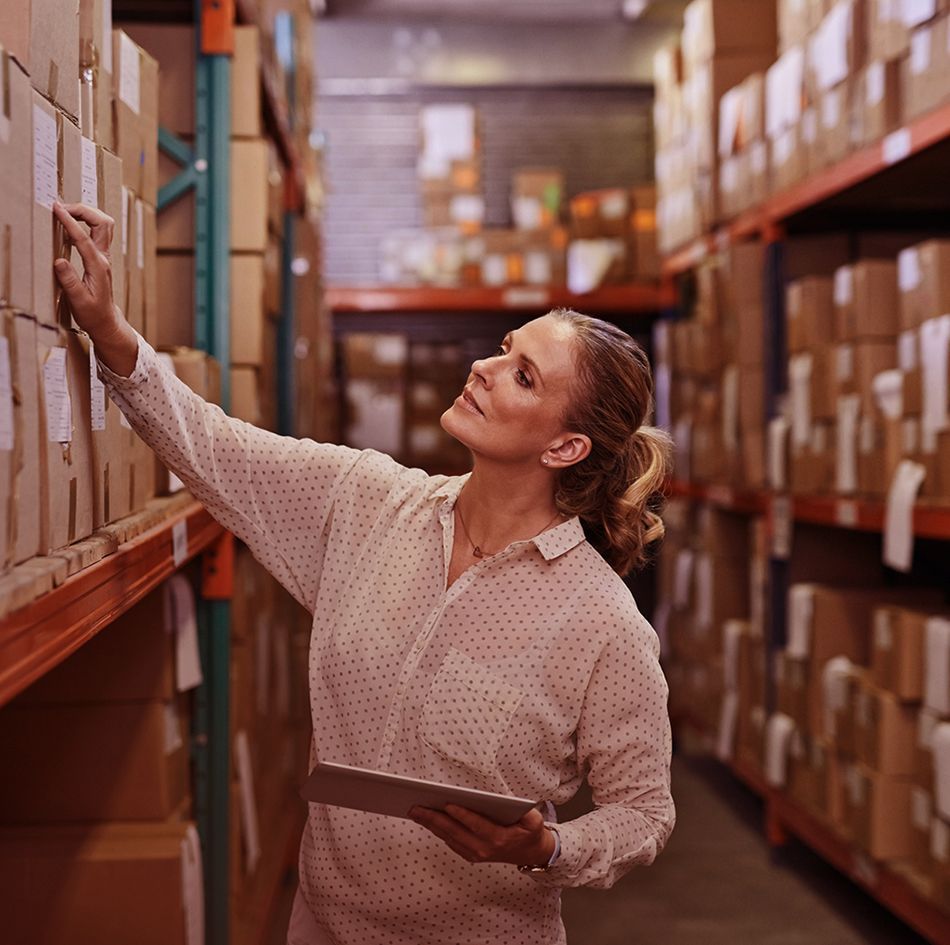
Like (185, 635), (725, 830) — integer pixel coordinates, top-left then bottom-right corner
(460, 389), (483, 416)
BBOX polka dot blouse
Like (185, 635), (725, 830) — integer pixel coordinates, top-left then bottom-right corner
(100, 334), (675, 945)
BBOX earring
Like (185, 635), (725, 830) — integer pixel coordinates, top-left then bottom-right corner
(542, 458), (549, 465)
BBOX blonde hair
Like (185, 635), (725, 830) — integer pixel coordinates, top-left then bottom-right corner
(550, 309), (671, 576)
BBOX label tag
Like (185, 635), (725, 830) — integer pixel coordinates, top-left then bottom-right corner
(119, 33), (141, 114)
(89, 342), (106, 431)
(771, 494), (793, 560)
(883, 460), (926, 571)
(883, 128), (911, 165)
(33, 106), (58, 209)
(234, 730), (262, 874)
(166, 574), (203, 691)
(43, 347), (72, 443)
(0, 338), (14, 451)
(80, 137), (98, 208)
(172, 519), (188, 567)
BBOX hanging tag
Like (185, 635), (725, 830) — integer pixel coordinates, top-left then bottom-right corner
(166, 574), (202, 692)
(771, 494), (793, 560)
(883, 460), (925, 571)
(235, 730), (262, 874)
(172, 518), (188, 567)
(89, 342), (106, 431)
(0, 338), (14, 452)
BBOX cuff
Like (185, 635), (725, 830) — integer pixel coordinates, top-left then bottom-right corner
(95, 330), (150, 389)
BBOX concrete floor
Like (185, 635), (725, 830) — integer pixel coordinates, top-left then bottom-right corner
(267, 752), (929, 944)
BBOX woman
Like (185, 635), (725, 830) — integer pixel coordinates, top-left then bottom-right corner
(54, 201), (675, 945)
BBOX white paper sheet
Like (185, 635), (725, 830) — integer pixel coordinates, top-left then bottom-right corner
(80, 137), (98, 208)
(33, 106), (57, 209)
(898, 247), (921, 293)
(119, 33), (140, 114)
(765, 713), (796, 788)
(822, 656), (855, 740)
(166, 574), (203, 692)
(919, 314), (950, 454)
(898, 328), (918, 371)
(716, 691), (740, 763)
(924, 617), (950, 715)
(787, 584), (816, 659)
(42, 347), (72, 443)
(872, 368), (903, 420)
(0, 338), (14, 452)
(88, 341), (106, 432)
(789, 353), (814, 449)
(883, 460), (925, 570)
(836, 394), (860, 494)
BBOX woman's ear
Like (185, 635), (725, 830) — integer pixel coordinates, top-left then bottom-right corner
(544, 434), (591, 468)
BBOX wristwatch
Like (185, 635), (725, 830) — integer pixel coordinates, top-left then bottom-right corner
(518, 824), (561, 874)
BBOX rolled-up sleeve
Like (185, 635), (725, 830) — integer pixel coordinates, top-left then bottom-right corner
(531, 615), (675, 889)
(98, 332), (403, 612)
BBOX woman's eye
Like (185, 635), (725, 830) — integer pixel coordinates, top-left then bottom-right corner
(493, 345), (505, 357)
(516, 369), (532, 388)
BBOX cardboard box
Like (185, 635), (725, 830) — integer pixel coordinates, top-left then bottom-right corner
(858, 59), (902, 146)
(142, 203), (158, 345)
(112, 31), (158, 204)
(0, 0), (80, 119)
(682, 0), (777, 68)
(230, 367), (262, 425)
(808, 0), (867, 96)
(872, 605), (949, 701)
(0, 51), (33, 313)
(18, 588), (175, 704)
(901, 16), (950, 123)
(125, 23), (261, 139)
(32, 93), (82, 326)
(158, 139), (268, 251)
(0, 697), (189, 822)
(787, 276), (835, 352)
(917, 707), (940, 790)
(853, 681), (918, 775)
(79, 0), (113, 148)
(231, 255), (266, 365)
(511, 168), (564, 231)
(127, 425), (156, 515)
(848, 762), (914, 860)
(836, 259), (899, 341)
(36, 325), (94, 553)
(909, 786), (934, 874)
(0, 818), (204, 945)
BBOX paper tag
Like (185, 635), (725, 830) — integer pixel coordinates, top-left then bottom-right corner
(166, 574), (203, 692)
(33, 106), (58, 209)
(136, 201), (145, 270)
(836, 344), (855, 383)
(789, 353), (814, 449)
(0, 339), (13, 452)
(772, 495), (793, 560)
(80, 137), (98, 209)
(512, 196), (542, 230)
(450, 194), (484, 225)
(902, 0), (938, 28)
(788, 584), (816, 659)
(119, 33), (141, 114)
(89, 342), (106, 431)
(600, 190), (628, 220)
(481, 254), (506, 287)
(836, 394), (861, 493)
(898, 247), (921, 292)
(883, 460), (926, 571)
(910, 28), (933, 73)
(43, 347), (72, 443)
(834, 267), (854, 307)
(866, 61), (885, 107)
(163, 701), (183, 754)
(919, 315), (950, 450)
(898, 328), (918, 371)
(768, 416), (789, 492)
(121, 188), (130, 256)
(102, 2), (113, 73)
(180, 825), (204, 945)
(234, 730), (262, 873)
(172, 519), (188, 567)
(883, 128), (912, 165)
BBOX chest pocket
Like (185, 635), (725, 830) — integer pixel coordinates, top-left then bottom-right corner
(420, 648), (524, 781)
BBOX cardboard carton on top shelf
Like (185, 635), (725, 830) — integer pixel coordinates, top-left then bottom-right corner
(32, 92), (82, 327)
(112, 30), (158, 205)
(807, 0), (868, 97)
(681, 0), (777, 71)
(0, 0), (80, 120)
(901, 15), (950, 123)
(79, 0), (113, 149)
(36, 325), (94, 555)
(858, 58), (902, 147)
(787, 277), (835, 352)
(0, 50), (33, 315)
(0, 817), (204, 945)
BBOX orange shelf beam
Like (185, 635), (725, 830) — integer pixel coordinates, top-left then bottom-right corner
(768, 794), (950, 945)
(661, 100), (950, 277)
(326, 283), (674, 315)
(0, 502), (225, 709)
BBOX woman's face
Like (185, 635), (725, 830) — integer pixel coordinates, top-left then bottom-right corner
(441, 314), (581, 463)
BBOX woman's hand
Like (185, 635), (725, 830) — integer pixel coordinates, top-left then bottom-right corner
(52, 201), (138, 377)
(409, 804), (556, 867)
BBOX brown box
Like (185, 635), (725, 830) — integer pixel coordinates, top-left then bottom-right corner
(848, 762), (914, 860)
(838, 341), (897, 412)
(0, 697), (189, 822)
(787, 277), (835, 352)
(18, 589), (175, 704)
(682, 0), (777, 67)
(835, 259), (899, 341)
(112, 30), (158, 204)
(79, 0), (113, 149)
(859, 59), (902, 146)
(32, 92), (82, 326)
(853, 681), (918, 776)
(158, 139), (268, 251)
(776, 652), (810, 732)
(909, 786), (934, 874)
(124, 23), (262, 139)
(5, 313), (41, 564)
(899, 240), (950, 329)
(127, 425), (156, 515)
(630, 185), (660, 279)
(901, 16), (950, 123)
(0, 818), (203, 945)
(0, 51), (32, 313)
(0, 0), (80, 119)
(872, 605), (949, 702)
(230, 367), (262, 426)
(231, 255), (266, 365)
(36, 325), (94, 554)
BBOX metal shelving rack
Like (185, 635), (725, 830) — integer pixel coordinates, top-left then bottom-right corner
(660, 98), (950, 945)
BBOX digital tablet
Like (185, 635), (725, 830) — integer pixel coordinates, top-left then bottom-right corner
(300, 760), (538, 826)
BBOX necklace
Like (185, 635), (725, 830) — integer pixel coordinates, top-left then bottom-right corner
(455, 500), (563, 558)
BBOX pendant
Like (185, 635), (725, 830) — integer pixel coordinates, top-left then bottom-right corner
(472, 546), (483, 558)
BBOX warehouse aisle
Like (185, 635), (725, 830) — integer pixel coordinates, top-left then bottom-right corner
(561, 752), (929, 945)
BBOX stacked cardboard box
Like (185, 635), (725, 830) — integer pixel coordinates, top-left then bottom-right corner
(717, 73), (769, 218)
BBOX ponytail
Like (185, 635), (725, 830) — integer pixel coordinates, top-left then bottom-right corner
(550, 310), (672, 576)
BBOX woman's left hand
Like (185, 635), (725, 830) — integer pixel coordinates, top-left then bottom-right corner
(409, 804), (556, 866)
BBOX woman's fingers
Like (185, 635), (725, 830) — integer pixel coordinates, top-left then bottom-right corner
(55, 201), (115, 255)
(53, 257), (90, 308)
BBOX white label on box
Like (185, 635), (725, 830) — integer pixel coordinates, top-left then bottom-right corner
(925, 618), (950, 715)
(836, 498), (859, 527)
(898, 328), (919, 371)
(834, 266), (854, 307)
(172, 519), (188, 567)
(512, 196), (542, 230)
(919, 315), (950, 450)
(523, 251), (552, 287)
(883, 459), (926, 571)
(771, 494), (793, 560)
(911, 788), (931, 830)
(836, 343), (855, 382)
(933, 818), (949, 863)
(872, 368), (904, 420)
(902, 0), (937, 27)
(765, 713), (796, 788)
(450, 194), (484, 225)
(481, 254), (506, 287)
(910, 27), (933, 73)
(902, 417), (919, 454)
(102, 1), (113, 73)
(32, 106), (58, 209)
(80, 137), (98, 209)
(874, 610), (894, 651)
(822, 89), (842, 130)
(121, 187), (130, 256)
(166, 574), (202, 692)
(789, 353), (814, 448)
(788, 584), (816, 659)
(42, 347), (72, 443)
(88, 342), (106, 431)
(119, 33), (140, 114)
(751, 140), (767, 175)
(774, 128), (795, 166)
(600, 190), (628, 220)
(136, 201), (145, 270)
(163, 700), (183, 754)
(0, 339), (13, 452)
(883, 128), (912, 166)
(866, 61), (885, 107)
(234, 730), (262, 874)
(898, 247), (922, 293)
